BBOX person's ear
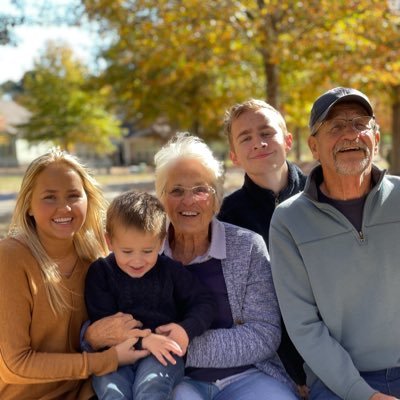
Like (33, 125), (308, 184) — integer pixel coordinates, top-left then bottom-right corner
(229, 150), (240, 166)
(373, 129), (380, 156)
(308, 135), (320, 161)
(105, 232), (113, 251)
(284, 132), (293, 152)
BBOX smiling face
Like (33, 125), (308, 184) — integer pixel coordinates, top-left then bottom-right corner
(29, 162), (88, 244)
(229, 108), (292, 178)
(308, 102), (380, 179)
(107, 225), (162, 278)
(162, 158), (216, 236)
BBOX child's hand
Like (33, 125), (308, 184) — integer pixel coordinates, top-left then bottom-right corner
(155, 323), (189, 355)
(115, 337), (150, 366)
(142, 333), (183, 366)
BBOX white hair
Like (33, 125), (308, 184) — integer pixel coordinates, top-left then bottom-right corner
(154, 132), (225, 212)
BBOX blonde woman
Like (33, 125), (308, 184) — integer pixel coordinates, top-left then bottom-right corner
(0, 149), (148, 399)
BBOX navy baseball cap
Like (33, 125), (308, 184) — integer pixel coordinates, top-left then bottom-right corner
(309, 87), (374, 135)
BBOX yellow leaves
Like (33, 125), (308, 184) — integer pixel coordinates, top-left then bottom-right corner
(79, 0), (400, 139)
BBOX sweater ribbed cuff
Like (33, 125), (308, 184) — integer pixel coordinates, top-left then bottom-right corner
(87, 347), (118, 376)
(345, 378), (376, 400)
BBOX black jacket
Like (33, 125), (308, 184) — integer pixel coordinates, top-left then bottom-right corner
(218, 161), (307, 385)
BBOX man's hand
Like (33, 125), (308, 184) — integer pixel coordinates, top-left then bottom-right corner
(156, 323), (189, 355)
(142, 333), (183, 366)
(85, 312), (150, 350)
(297, 384), (309, 399)
(369, 393), (399, 400)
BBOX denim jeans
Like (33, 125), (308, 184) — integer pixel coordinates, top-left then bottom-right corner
(309, 367), (400, 400)
(93, 355), (184, 400)
(172, 370), (299, 400)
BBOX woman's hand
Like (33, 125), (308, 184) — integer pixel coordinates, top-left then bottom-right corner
(155, 323), (189, 355)
(115, 337), (150, 366)
(85, 312), (149, 350)
(142, 334), (183, 366)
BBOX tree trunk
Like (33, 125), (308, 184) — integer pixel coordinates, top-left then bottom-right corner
(264, 61), (279, 108)
(192, 117), (200, 136)
(390, 85), (400, 175)
(293, 126), (301, 162)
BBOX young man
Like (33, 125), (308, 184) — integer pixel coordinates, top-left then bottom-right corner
(218, 99), (307, 391)
(218, 99), (307, 247)
(85, 190), (215, 400)
(270, 87), (400, 400)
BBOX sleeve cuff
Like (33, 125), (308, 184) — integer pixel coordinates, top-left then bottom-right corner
(80, 320), (94, 352)
(345, 378), (376, 400)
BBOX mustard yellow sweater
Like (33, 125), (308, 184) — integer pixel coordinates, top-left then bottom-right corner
(0, 238), (117, 400)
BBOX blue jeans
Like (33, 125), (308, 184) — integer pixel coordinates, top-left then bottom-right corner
(172, 370), (299, 400)
(93, 355), (184, 400)
(310, 367), (400, 400)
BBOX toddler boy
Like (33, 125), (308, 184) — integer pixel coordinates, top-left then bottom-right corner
(85, 190), (215, 400)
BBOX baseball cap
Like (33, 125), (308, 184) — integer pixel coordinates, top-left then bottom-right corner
(309, 87), (374, 135)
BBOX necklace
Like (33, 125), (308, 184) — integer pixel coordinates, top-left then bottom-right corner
(60, 256), (79, 278)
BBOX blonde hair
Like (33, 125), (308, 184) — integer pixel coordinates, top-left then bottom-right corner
(106, 190), (166, 240)
(154, 132), (224, 213)
(223, 99), (289, 147)
(9, 148), (108, 314)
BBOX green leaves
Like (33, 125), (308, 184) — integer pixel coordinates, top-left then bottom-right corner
(18, 41), (122, 153)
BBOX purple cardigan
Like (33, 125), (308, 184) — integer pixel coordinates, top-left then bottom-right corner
(183, 221), (296, 391)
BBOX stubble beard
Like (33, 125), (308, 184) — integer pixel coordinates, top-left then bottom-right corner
(333, 148), (372, 176)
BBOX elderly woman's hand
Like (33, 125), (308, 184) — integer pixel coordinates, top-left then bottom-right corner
(156, 323), (189, 355)
(85, 312), (150, 350)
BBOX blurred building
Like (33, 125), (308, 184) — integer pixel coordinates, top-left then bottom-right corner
(0, 99), (51, 167)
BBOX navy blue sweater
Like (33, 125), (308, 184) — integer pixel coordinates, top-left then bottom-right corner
(218, 162), (307, 248)
(85, 254), (215, 341)
(218, 161), (307, 385)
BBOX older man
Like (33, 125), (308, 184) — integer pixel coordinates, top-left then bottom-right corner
(270, 87), (400, 400)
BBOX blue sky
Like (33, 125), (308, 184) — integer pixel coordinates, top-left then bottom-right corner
(0, 0), (97, 84)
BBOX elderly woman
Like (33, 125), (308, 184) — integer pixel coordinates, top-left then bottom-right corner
(153, 132), (297, 400)
(84, 133), (298, 400)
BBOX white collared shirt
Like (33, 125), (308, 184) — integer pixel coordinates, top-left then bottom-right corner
(162, 217), (226, 264)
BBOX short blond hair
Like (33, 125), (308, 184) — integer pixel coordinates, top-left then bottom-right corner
(223, 99), (289, 147)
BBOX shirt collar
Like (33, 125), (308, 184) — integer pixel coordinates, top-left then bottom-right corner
(161, 217), (226, 264)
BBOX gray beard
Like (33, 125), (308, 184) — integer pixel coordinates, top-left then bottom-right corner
(334, 150), (371, 175)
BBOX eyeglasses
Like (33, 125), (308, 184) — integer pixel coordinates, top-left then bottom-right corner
(312, 116), (376, 136)
(165, 185), (216, 201)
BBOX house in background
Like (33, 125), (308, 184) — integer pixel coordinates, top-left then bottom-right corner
(0, 99), (226, 170)
(119, 119), (229, 168)
(0, 99), (173, 169)
(120, 119), (172, 166)
(0, 99), (51, 167)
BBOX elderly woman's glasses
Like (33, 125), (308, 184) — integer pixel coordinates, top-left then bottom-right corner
(166, 185), (216, 201)
(313, 116), (376, 136)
